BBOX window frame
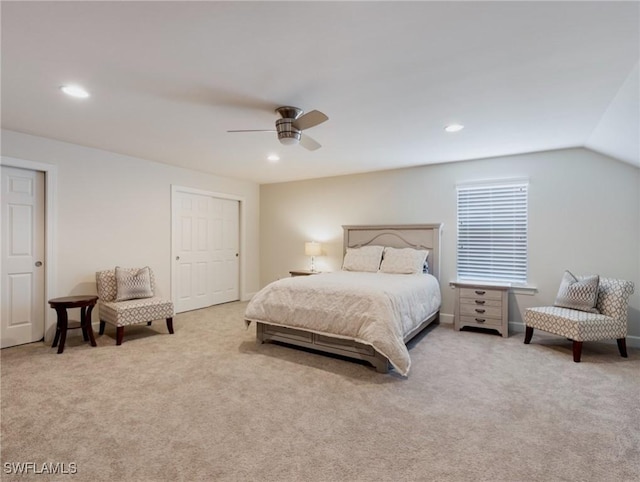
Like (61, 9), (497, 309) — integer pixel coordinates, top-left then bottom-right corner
(456, 180), (529, 285)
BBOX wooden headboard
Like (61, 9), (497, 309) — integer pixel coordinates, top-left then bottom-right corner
(342, 224), (443, 280)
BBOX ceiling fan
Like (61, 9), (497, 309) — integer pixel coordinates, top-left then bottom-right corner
(227, 106), (329, 151)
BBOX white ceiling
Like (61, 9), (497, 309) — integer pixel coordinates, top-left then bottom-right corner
(2, 1), (638, 184)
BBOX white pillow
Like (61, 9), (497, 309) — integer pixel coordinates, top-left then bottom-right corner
(342, 245), (384, 272)
(380, 247), (429, 275)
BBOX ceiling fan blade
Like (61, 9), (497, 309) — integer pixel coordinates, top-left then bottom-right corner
(292, 110), (328, 131)
(227, 129), (276, 133)
(299, 133), (321, 151)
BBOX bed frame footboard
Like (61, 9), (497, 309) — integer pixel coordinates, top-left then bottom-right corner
(253, 310), (438, 374)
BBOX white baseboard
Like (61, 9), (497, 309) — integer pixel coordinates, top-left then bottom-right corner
(624, 335), (639, 348)
(440, 313), (454, 324)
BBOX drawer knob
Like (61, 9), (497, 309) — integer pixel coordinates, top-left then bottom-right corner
(475, 290), (486, 295)
(475, 309), (486, 314)
(475, 300), (486, 305)
(475, 318), (486, 323)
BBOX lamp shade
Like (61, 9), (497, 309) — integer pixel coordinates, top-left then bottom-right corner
(304, 241), (322, 257)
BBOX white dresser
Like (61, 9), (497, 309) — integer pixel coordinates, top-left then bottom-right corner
(452, 281), (509, 337)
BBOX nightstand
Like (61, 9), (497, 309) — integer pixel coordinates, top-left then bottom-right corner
(452, 281), (509, 337)
(289, 270), (321, 277)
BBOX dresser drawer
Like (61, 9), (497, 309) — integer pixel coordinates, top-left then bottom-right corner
(458, 315), (503, 328)
(459, 303), (503, 319)
(459, 298), (502, 308)
(459, 287), (503, 301)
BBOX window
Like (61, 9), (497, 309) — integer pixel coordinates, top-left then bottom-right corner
(457, 181), (528, 284)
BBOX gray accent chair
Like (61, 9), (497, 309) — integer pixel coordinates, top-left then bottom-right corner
(96, 268), (174, 345)
(524, 278), (634, 362)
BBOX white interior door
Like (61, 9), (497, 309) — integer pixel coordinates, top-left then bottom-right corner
(211, 198), (239, 304)
(173, 189), (239, 313)
(1, 166), (45, 348)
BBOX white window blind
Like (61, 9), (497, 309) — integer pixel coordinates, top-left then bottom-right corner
(457, 182), (528, 284)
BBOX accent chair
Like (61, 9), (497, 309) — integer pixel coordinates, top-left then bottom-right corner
(96, 267), (174, 345)
(524, 277), (634, 362)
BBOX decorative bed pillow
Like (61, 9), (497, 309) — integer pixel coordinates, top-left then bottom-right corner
(554, 270), (599, 313)
(115, 266), (154, 301)
(342, 245), (384, 272)
(380, 247), (429, 275)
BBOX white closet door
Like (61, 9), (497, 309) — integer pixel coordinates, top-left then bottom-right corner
(211, 198), (239, 305)
(173, 190), (239, 313)
(1, 167), (45, 348)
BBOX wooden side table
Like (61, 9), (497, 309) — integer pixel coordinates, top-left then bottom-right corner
(48, 295), (98, 354)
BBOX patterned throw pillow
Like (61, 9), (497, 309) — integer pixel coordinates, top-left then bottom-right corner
(554, 270), (600, 313)
(342, 246), (384, 272)
(115, 266), (154, 301)
(380, 247), (429, 274)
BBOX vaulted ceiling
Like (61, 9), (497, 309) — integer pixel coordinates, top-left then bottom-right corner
(2, 1), (638, 184)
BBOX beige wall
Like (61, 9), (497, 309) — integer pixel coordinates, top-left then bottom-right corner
(260, 148), (640, 342)
(1, 129), (260, 337)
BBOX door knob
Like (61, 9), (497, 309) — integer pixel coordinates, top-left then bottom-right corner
(35, 261), (43, 267)
(175, 256), (180, 261)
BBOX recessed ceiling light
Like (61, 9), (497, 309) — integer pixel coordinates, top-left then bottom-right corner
(444, 123), (464, 133)
(60, 84), (90, 98)
(267, 154), (280, 162)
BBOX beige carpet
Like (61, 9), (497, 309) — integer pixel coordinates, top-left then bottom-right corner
(1, 301), (639, 482)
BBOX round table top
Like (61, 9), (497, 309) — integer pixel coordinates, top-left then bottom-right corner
(48, 295), (98, 307)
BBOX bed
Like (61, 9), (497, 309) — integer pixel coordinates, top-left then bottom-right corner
(244, 224), (443, 375)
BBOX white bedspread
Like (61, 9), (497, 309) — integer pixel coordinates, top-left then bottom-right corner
(244, 271), (441, 375)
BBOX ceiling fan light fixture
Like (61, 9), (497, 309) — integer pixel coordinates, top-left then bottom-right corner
(278, 133), (300, 145)
(275, 118), (301, 145)
(229, 105), (327, 151)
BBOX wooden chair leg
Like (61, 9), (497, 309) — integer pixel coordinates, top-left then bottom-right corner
(572, 341), (583, 362)
(524, 326), (534, 344)
(99, 321), (106, 335)
(116, 327), (124, 345)
(166, 317), (174, 334)
(617, 338), (628, 358)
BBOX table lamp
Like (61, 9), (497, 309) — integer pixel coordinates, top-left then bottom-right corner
(304, 241), (322, 272)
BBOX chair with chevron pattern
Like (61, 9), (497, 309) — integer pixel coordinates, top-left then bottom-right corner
(96, 266), (174, 345)
(524, 272), (634, 362)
